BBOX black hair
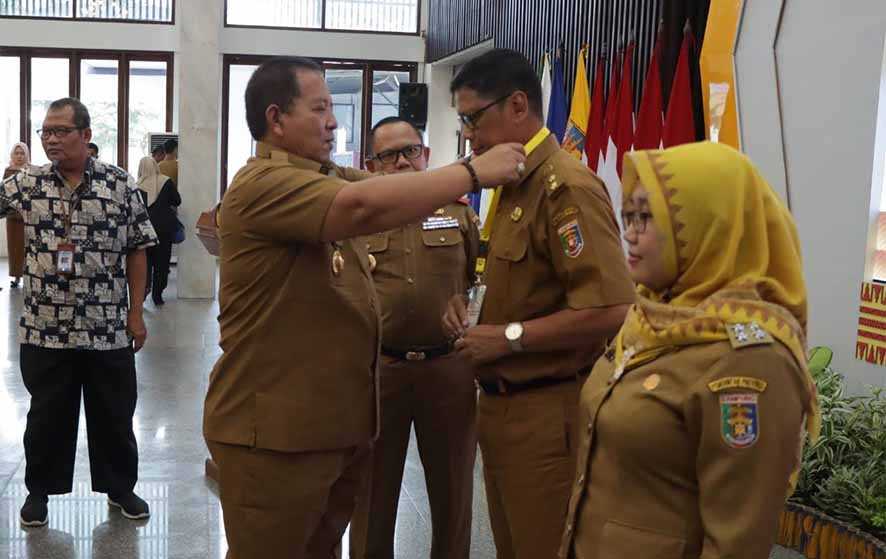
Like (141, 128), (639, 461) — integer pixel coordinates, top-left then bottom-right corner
(245, 56), (324, 141)
(368, 116), (423, 155)
(450, 48), (543, 117)
(87, 142), (99, 154)
(163, 138), (178, 153)
(152, 145), (165, 156)
(47, 97), (91, 129)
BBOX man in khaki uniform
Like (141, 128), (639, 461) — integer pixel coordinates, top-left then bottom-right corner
(349, 117), (480, 559)
(202, 56), (527, 559)
(443, 49), (636, 559)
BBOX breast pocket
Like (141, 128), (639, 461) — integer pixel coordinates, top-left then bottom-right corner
(365, 232), (389, 255)
(421, 227), (464, 275)
(490, 225), (529, 304)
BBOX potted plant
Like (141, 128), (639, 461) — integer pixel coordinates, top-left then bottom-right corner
(777, 347), (886, 559)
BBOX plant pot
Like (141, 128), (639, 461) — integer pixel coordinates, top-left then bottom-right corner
(778, 502), (886, 559)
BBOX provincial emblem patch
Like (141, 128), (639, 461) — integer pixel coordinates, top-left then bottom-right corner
(720, 393), (760, 449)
(557, 219), (584, 258)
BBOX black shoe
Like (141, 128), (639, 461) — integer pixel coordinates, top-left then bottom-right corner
(108, 492), (150, 520)
(152, 295), (164, 306)
(11, 278), (19, 288)
(20, 494), (48, 527)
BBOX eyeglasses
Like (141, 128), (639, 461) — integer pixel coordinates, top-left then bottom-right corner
(457, 92), (514, 130)
(621, 211), (653, 234)
(372, 144), (424, 165)
(37, 127), (83, 140)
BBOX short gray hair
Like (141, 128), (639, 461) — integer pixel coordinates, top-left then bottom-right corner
(48, 97), (91, 129)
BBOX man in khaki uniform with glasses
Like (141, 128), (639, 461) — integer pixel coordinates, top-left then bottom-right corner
(443, 49), (635, 559)
(349, 116), (480, 559)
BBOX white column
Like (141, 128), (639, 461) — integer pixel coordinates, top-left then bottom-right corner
(174, 0), (223, 299)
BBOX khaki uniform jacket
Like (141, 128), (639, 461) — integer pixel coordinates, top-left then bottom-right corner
(364, 201), (479, 348)
(478, 134), (635, 383)
(203, 143), (380, 453)
(560, 337), (807, 559)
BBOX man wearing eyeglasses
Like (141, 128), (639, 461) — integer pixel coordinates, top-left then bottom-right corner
(0, 98), (158, 528)
(349, 116), (479, 559)
(442, 49), (635, 559)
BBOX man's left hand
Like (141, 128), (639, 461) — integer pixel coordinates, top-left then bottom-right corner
(454, 325), (511, 366)
(127, 309), (148, 352)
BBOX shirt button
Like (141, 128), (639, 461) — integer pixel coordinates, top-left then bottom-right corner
(577, 474), (585, 486)
(587, 421), (593, 433)
(439, 236), (446, 243)
(405, 248), (412, 255)
(407, 277), (414, 284)
(566, 522), (573, 534)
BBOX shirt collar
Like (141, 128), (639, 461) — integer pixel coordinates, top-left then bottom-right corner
(255, 142), (334, 174)
(50, 156), (95, 186)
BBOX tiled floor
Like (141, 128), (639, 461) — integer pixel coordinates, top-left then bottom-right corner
(0, 261), (802, 558)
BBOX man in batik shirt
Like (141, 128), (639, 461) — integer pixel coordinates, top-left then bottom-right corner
(0, 98), (158, 527)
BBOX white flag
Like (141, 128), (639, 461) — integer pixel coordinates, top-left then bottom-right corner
(541, 54), (552, 124)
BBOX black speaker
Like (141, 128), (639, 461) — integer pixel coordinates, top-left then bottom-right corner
(398, 83), (428, 130)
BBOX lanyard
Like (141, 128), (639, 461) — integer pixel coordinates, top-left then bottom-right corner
(474, 127), (551, 277)
(59, 178), (85, 242)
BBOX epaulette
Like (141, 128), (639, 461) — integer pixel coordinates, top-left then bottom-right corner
(726, 322), (774, 349)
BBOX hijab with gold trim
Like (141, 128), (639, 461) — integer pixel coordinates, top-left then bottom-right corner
(616, 142), (820, 484)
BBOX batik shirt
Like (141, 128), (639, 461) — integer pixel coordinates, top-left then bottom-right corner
(0, 158), (158, 350)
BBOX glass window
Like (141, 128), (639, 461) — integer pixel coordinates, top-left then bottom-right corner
(226, 0), (321, 29)
(30, 58), (71, 166)
(325, 0), (418, 33)
(79, 59), (119, 164)
(371, 70), (410, 127)
(226, 64), (259, 189)
(0, 0), (72, 17)
(76, 0), (173, 22)
(128, 60), (168, 172)
(326, 68), (363, 168)
(0, 57), (21, 159)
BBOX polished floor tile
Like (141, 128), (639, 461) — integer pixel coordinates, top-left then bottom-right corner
(0, 261), (803, 558)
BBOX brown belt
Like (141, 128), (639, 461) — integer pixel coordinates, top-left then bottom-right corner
(476, 375), (578, 396)
(381, 343), (453, 362)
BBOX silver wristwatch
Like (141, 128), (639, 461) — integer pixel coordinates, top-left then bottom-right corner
(505, 322), (524, 352)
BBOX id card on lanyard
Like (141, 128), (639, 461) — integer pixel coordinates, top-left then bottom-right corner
(467, 127), (551, 327)
(57, 179), (83, 276)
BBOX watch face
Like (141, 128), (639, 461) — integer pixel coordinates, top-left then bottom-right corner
(506, 323), (522, 340)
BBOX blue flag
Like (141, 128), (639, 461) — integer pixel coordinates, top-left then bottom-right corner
(547, 52), (568, 143)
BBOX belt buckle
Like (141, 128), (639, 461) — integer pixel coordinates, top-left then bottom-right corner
(405, 351), (426, 361)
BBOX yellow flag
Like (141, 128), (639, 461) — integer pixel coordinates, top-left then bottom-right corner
(562, 47), (591, 160)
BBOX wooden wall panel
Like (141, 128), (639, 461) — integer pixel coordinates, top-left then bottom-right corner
(428, 0), (711, 118)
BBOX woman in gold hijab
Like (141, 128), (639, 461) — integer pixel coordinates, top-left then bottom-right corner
(559, 142), (819, 559)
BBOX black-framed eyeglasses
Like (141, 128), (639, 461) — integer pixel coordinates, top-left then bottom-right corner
(621, 211), (653, 234)
(37, 127), (83, 140)
(372, 143), (424, 165)
(457, 92), (514, 130)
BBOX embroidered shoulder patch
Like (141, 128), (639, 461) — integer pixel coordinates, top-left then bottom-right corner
(720, 393), (760, 449)
(557, 219), (584, 258)
(708, 377), (768, 393)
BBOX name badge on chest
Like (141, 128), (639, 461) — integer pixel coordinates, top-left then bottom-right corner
(422, 216), (459, 231)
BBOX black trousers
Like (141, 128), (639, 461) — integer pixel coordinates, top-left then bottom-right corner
(147, 235), (173, 300)
(20, 344), (139, 496)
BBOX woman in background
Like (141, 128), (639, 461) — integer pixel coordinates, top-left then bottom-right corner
(136, 156), (181, 306)
(4, 142), (30, 288)
(560, 142), (820, 559)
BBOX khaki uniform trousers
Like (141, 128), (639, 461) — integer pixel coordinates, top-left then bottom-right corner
(479, 379), (580, 559)
(350, 352), (477, 559)
(208, 441), (370, 559)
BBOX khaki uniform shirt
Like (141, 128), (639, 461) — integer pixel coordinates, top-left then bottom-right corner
(158, 159), (178, 186)
(203, 142), (380, 453)
(365, 201), (479, 349)
(478, 134), (635, 383)
(560, 336), (807, 559)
